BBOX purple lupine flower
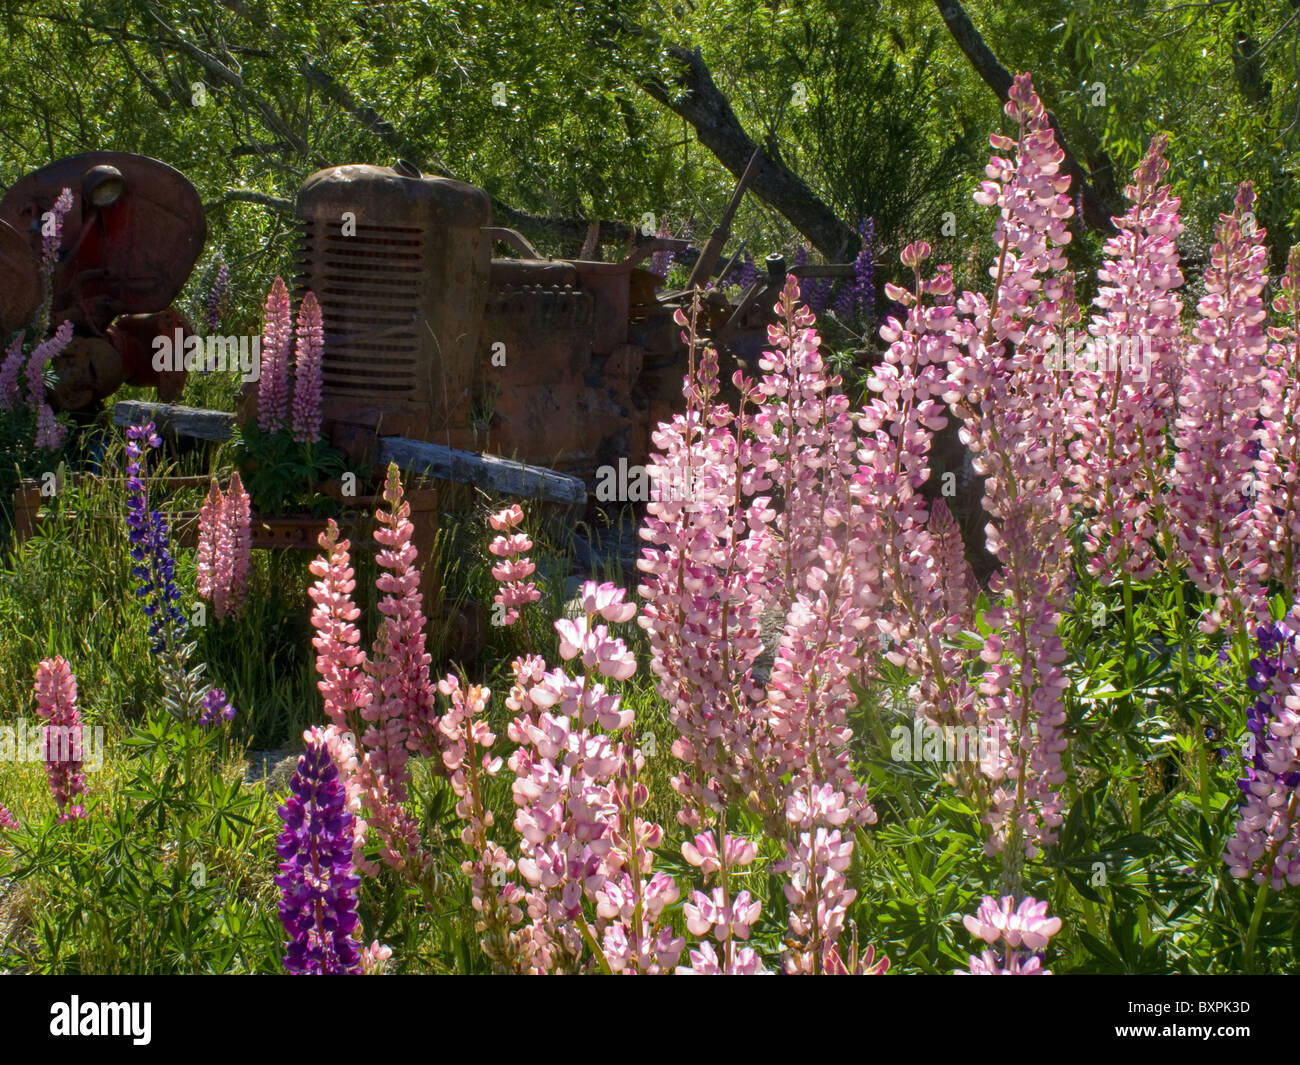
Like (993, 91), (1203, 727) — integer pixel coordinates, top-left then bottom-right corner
(650, 220), (674, 282)
(24, 320), (74, 411)
(125, 422), (187, 654)
(851, 216), (876, 318)
(205, 257), (228, 333)
(275, 728), (364, 975)
(737, 249), (758, 291)
(0, 332), (24, 411)
(1224, 620), (1300, 887)
(198, 687), (236, 726)
(41, 188), (73, 273)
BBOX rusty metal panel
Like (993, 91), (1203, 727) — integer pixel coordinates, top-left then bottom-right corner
(295, 164), (492, 449)
(0, 152), (205, 333)
(0, 219), (39, 335)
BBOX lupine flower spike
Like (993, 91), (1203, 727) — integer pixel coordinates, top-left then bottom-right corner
(275, 727), (364, 975)
(33, 656), (87, 823)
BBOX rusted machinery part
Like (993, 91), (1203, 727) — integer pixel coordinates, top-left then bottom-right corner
(0, 219), (39, 336)
(49, 335), (124, 410)
(106, 307), (195, 404)
(483, 226), (541, 259)
(296, 162), (492, 453)
(0, 152), (206, 333)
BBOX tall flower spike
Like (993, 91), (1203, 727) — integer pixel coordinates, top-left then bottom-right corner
(0, 331), (25, 411)
(292, 290), (324, 443)
(24, 320), (74, 410)
(1169, 182), (1270, 633)
(946, 73), (1075, 868)
(1253, 246), (1300, 598)
(125, 422), (187, 654)
(369, 463), (437, 766)
(256, 277), (293, 433)
(33, 656), (87, 823)
(196, 479), (222, 603)
(205, 256), (228, 333)
(275, 727), (364, 975)
(488, 503), (541, 627)
(308, 520), (373, 732)
(1068, 134), (1184, 585)
(437, 675), (525, 971)
(41, 188), (73, 271)
(223, 471), (252, 615)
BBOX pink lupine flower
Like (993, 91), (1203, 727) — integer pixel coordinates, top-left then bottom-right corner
(256, 277), (293, 433)
(553, 615), (637, 680)
(482, 525), (678, 974)
(959, 894), (1060, 975)
(1068, 135), (1184, 584)
(779, 784), (860, 974)
(681, 832), (757, 875)
(33, 656), (87, 823)
(945, 73), (1076, 863)
(676, 941), (770, 975)
(197, 473), (252, 619)
(1253, 247), (1300, 597)
(306, 503), (431, 884)
(0, 802), (19, 832)
(579, 581), (638, 623)
(1169, 182), (1271, 633)
(223, 471), (251, 615)
(684, 887), (761, 941)
(308, 520), (373, 733)
(488, 508), (541, 628)
(291, 290), (324, 443)
(638, 315), (777, 828)
(359, 940), (393, 975)
(489, 504), (525, 531)
(0, 332), (24, 411)
(368, 463), (437, 769)
(437, 674), (525, 970)
(196, 479), (222, 602)
(926, 497), (978, 629)
(963, 894), (1062, 950)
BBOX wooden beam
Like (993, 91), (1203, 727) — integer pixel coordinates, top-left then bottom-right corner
(112, 402), (587, 504)
(113, 400), (236, 440)
(379, 436), (587, 505)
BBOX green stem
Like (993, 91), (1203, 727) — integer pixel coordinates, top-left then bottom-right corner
(576, 914), (613, 975)
(1244, 881), (1272, 973)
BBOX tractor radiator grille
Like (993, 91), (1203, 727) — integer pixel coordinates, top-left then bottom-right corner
(295, 219), (426, 396)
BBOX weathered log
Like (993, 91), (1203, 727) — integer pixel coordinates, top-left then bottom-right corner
(379, 436), (587, 505)
(112, 401), (588, 503)
(113, 400), (236, 440)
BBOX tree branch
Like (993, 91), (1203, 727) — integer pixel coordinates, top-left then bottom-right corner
(641, 43), (861, 261)
(932, 0), (1119, 233)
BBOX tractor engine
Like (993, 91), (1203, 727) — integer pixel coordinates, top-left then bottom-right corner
(295, 161), (680, 479)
